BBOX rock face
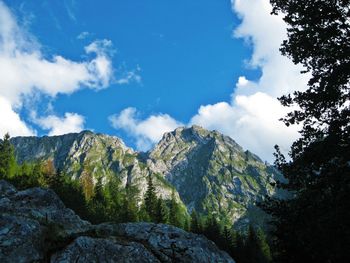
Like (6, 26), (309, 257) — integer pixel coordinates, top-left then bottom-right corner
(148, 126), (282, 227)
(11, 126), (282, 228)
(11, 131), (180, 203)
(0, 180), (235, 263)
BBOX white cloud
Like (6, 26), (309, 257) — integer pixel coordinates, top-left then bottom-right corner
(189, 0), (309, 162)
(190, 93), (299, 161)
(232, 0), (309, 98)
(77, 31), (90, 40)
(85, 39), (114, 88)
(110, 0), (309, 162)
(32, 112), (85, 136)
(0, 1), (115, 137)
(109, 108), (183, 151)
(115, 69), (142, 85)
(0, 96), (36, 137)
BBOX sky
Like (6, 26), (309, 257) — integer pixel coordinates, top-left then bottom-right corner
(0, 0), (309, 162)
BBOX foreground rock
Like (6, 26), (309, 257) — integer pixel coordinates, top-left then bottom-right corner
(0, 180), (235, 263)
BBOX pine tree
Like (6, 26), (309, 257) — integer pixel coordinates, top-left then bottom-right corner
(93, 177), (105, 203)
(0, 133), (17, 179)
(204, 214), (221, 245)
(54, 173), (90, 220)
(31, 162), (43, 186)
(169, 190), (182, 227)
(221, 226), (234, 254)
(183, 216), (191, 232)
(256, 228), (272, 263)
(88, 177), (107, 223)
(144, 173), (158, 221)
(120, 183), (139, 222)
(234, 232), (246, 263)
(190, 210), (202, 234)
(104, 176), (123, 222)
(245, 225), (272, 263)
(155, 198), (169, 223)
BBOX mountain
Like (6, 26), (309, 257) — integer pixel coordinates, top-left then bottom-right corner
(147, 126), (282, 227)
(11, 126), (282, 228)
(11, 130), (178, 202)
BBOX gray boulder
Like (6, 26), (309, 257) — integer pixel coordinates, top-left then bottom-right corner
(51, 236), (160, 263)
(94, 222), (234, 262)
(0, 180), (235, 263)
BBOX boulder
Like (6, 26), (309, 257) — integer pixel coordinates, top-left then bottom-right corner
(0, 180), (235, 262)
(51, 236), (160, 263)
(95, 222), (234, 262)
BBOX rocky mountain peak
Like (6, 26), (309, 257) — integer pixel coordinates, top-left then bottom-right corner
(146, 126), (280, 228)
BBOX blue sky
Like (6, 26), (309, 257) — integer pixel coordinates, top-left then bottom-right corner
(0, 0), (309, 162)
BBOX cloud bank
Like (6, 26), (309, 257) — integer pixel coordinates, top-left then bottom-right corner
(111, 0), (309, 162)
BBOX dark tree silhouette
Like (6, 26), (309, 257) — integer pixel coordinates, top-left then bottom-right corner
(263, 1), (350, 262)
(144, 173), (158, 221)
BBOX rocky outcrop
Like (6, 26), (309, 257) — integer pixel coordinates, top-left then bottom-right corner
(0, 180), (235, 263)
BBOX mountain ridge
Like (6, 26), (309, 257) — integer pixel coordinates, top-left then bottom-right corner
(10, 125), (281, 229)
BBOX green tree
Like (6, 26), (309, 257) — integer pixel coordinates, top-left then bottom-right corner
(55, 174), (90, 221)
(183, 216), (191, 232)
(120, 183), (139, 222)
(42, 160), (58, 188)
(203, 214), (222, 246)
(144, 173), (158, 221)
(263, 1), (350, 262)
(155, 198), (169, 223)
(221, 226), (234, 255)
(233, 232), (246, 263)
(80, 169), (94, 201)
(87, 177), (108, 223)
(190, 210), (202, 234)
(244, 226), (271, 263)
(0, 133), (17, 179)
(168, 190), (182, 227)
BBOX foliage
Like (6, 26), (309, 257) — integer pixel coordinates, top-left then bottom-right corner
(188, 208), (271, 263)
(168, 190), (183, 227)
(144, 173), (158, 221)
(120, 183), (140, 223)
(155, 198), (169, 223)
(0, 133), (16, 178)
(262, 1), (350, 262)
(190, 210), (203, 234)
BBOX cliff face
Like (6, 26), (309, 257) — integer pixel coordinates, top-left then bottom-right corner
(11, 126), (282, 227)
(0, 180), (235, 263)
(11, 131), (179, 203)
(147, 126), (282, 227)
